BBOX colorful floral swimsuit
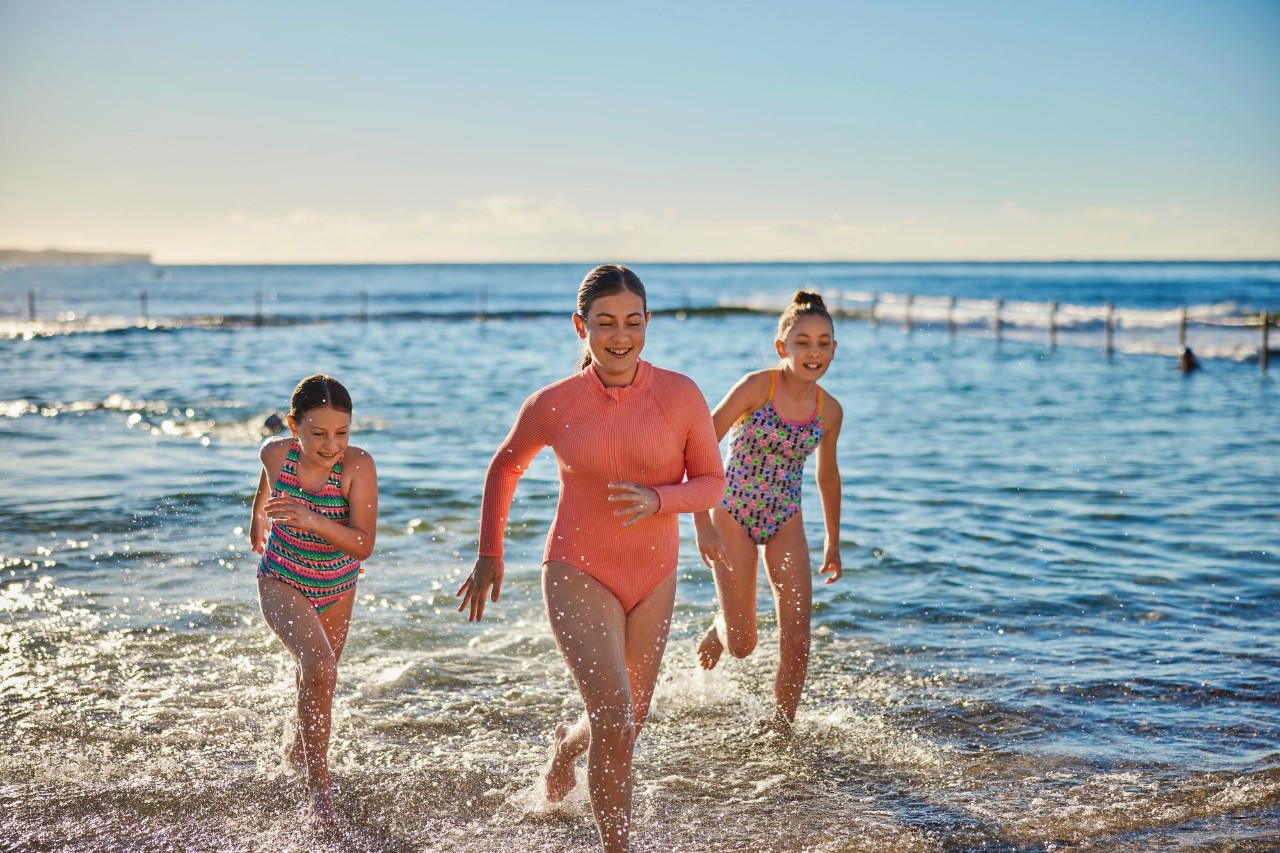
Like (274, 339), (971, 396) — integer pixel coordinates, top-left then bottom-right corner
(258, 440), (361, 611)
(722, 371), (824, 545)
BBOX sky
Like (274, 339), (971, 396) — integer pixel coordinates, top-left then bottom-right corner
(1, 0), (1278, 264)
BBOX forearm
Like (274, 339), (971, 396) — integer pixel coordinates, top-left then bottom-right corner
(477, 457), (523, 557)
(308, 515), (376, 561)
(817, 470), (842, 547)
(654, 471), (726, 515)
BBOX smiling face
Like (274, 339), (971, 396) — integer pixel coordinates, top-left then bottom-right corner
(775, 313), (836, 379)
(573, 289), (650, 386)
(287, 405), (351, 470)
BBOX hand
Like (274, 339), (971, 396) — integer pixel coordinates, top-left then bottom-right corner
(263, 495), (317, 531)
(608, 482), (659, 527)
(456, 556), (504, 622)
(249, 517), (267, 554)
(695, 521), (729, 570)
(819, 546), (842, 584)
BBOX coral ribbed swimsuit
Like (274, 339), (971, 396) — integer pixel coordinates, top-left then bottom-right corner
(478, 360), (725, 612)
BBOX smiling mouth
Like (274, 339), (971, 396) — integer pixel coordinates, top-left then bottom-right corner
(606, 347), (632, 357)
(803, 362), (823, 369)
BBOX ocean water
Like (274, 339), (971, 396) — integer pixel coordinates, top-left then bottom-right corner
(1, 262), (1277, 852)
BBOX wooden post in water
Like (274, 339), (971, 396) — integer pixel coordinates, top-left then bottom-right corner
(1105, 303), (1115, 356)
(1178, 306), (1187, 350)
(358, 289), (368, 323)
(946, 295), (957, 336)
(1048, 301), (1058, 349)
(254, 290), (263, 327)
(1262, 312), (1270, 374)
(28, 290), (35, 321)
(140, 290), (148, 324)
(903, 294), (914, 333)
(476, 286), (487, 322)
(994, 298), (1004, 342)
(869, 293), (879, 328)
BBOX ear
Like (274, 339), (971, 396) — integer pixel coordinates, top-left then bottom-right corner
(644, 311), (652, 325)
(286, 415), (300, 437)
(774, 338), (787, 358)
(572, 312), (587, 340)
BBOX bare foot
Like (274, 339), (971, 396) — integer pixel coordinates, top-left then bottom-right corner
(284, 732), (306, 771)
(544, 721), (578, 802)
(307, 786), (339, 828)
(769, 711), (794, 740)
(697, 625), (724, 670)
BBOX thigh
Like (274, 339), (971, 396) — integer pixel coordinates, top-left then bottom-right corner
(623, 573), (676, 717)
(762, 513), (813, 623)
(258, 576), (335, 666)
(543, 562), (632, 712)
(711, 506), (763, 622)
(318, 590), (356, 662)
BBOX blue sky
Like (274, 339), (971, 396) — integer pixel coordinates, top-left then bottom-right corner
(1, 0), (1277, 262)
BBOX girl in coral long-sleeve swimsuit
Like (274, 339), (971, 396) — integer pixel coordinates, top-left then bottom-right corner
(458, 265), (724, 853)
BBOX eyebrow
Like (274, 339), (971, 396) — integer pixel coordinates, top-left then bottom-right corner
(594, 312), (646, 320)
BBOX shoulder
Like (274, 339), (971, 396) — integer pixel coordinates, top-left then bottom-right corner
(342, 445), (377, 475)
(719, 369), (773, 412)
(521, 371), (587, 413)
(819, 387), (844, 428)
(259, 435), (292, 465)
(648, 364), (702, 396)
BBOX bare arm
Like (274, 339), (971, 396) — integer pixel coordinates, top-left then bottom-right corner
(814, 395), (844, 584)
(693, 371), (772, 565)
(249, 467), (271, 554)
(262, 447), (379, 561)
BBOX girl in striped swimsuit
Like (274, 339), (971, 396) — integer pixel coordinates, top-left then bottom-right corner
(249, 373), (378, 828)
(694, 292), (845, 733)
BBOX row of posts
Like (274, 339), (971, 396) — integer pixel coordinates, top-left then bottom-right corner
(17, 287), (1276, 373)
(863, 293), (1273, 372)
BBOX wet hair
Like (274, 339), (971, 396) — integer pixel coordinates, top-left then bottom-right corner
(288, 373), (353, 421)
(777, 290), (833, 341)
(576, 264), (648, 369)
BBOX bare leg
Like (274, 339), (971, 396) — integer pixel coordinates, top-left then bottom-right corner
(258, 578), (353, 827)
(762, 514), (813, 728)
(698, 506), (762, 669)
(545, 573), (674, 803)
(543, 563), (676, 853)
(285, 592), (353, 770)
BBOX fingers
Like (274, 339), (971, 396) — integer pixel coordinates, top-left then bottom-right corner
(821, 562), (843, 584)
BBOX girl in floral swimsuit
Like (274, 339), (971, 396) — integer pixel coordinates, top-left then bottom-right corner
(694, 291), (845, 732)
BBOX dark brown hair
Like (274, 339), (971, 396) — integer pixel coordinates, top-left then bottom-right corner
(289, 374), (353, 421)
(776, 290), (833, 340)
(576, 264), (648, 369)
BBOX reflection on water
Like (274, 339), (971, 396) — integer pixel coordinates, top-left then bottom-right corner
(2, 267), (1279, 849)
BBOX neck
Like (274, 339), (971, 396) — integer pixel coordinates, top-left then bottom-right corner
(593, 360), (639, 388)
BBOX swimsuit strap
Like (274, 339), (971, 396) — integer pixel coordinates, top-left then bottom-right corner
(817, 386), (824, 418)
(768, 369), (776, 402)
(327, 457), (345, 491)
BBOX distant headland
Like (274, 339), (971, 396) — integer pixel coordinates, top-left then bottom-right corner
(0, 248), (152, 266)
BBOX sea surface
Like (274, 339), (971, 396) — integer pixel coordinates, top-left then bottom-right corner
(1, 262), (1278, 852)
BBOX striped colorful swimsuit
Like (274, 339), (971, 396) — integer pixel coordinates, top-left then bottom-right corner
(722, 371), (824, 545)
(258, 440), (361, 611)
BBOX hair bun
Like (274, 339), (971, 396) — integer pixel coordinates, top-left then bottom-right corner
(793, 290), (826, 309)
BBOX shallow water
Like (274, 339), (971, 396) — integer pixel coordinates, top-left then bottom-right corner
(2, 263), (1278, 851)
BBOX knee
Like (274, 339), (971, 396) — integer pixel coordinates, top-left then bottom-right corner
(725, 625), (757, 659)
(778, 625), (811, 659)
(299, 653), (338, 694)
(588, 704), (636, 747)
